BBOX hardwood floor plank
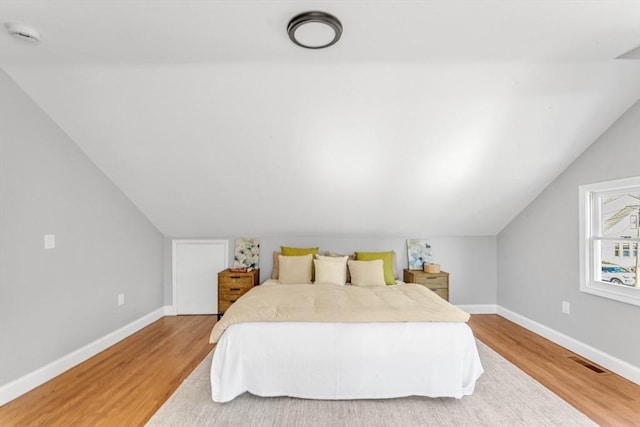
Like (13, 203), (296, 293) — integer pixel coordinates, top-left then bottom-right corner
(0, 314), (638, 426)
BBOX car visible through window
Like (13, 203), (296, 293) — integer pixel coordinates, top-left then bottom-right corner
(601, 266), (635, 286)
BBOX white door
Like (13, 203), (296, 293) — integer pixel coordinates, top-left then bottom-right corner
(173, 240), (228, 314)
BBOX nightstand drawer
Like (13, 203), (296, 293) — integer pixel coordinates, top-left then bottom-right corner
(219, 275), (254, 287)
(411, 275), (447, 288)
(408, 282), (449, 300)
(219, 279), (253, 292)
(218, 300), (233, 314)
(432, 288), (449, 300)
(219, 286), (250, 301)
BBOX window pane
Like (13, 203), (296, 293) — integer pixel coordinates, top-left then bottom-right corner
(600, 192), (640, 238)
(600, 192), (639, 287)
(601, 241), (636, 286)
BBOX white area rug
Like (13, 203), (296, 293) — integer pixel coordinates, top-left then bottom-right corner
(146, 341), (595, 426)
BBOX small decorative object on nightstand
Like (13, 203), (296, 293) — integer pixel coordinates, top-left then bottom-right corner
(403, 269), (449, 301)
(218, 268), (259, 318)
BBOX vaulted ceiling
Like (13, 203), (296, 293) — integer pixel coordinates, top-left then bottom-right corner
(1, 1), (639, 237)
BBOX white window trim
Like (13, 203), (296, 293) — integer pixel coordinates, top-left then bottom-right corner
(579, 176), (640, 306)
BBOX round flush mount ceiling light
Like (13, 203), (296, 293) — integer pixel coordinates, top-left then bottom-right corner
(5, 22), (41, 43)
(287, 11), (342, 49)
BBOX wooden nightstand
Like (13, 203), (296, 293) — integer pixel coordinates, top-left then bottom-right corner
(403, 269), (449, 301)
(218, 268), (259, 317)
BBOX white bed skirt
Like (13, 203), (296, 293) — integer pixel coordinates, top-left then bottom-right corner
(210, 321), (483, 402)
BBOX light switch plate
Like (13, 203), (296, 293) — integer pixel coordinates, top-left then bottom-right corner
(44, 234), (55, 249)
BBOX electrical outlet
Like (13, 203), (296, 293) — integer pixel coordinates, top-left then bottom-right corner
(118, 293), (125, 306)
(562, 301), (570, 315)
(44, 234), (55, 249)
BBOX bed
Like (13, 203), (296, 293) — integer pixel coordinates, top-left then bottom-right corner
(209, 280), (483, 403)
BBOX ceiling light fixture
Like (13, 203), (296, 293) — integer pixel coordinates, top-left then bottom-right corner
(5, 22), (41, 43)
(287, 11), (342, 49)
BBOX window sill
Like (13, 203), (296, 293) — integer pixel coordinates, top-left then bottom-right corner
(580, 280), (640, 306)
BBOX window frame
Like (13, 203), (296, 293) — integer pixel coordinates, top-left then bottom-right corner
(579, 176), (640, 306)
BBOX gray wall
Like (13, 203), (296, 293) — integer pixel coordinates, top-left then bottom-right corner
(0, 69), (165, 386)
(164, 235), (497, 307)
(497, 100), (640, 367)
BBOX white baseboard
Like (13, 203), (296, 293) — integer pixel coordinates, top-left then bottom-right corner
(164, 305), (177, 316)
(0, 306), (169, 406)
(497, 306), (640, 385)
(457, 304), (497, 314)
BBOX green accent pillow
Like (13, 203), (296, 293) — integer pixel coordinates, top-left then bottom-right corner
(281, 246), (319, 280)
(355, 251), (395, 285)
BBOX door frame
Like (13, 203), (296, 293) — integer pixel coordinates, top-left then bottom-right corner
(171, 239), (229, 315)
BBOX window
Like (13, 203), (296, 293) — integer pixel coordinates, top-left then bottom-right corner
(579, 176), (640, 306)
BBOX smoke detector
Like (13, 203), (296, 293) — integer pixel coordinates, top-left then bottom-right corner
(5, 22), (41, 43)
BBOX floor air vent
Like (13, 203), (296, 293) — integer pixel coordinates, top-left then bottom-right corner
(567, 356), (608, 374)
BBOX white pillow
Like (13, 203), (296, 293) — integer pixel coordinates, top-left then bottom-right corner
(316, 254), (349, 263)
(322, 252), (355, 282)
(314, 258), (347, 286)
(347, 259), (386, 287)
(278, 254), (313, 284)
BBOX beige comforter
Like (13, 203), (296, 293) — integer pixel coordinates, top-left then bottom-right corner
(210, 281), (470, 343)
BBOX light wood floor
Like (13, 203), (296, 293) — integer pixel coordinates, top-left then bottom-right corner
(0, 314), (638, 426)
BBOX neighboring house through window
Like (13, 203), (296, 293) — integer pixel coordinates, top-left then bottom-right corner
(579, 176), (640, 306)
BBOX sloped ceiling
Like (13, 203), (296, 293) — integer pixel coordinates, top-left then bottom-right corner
(1, 1), (639, 237)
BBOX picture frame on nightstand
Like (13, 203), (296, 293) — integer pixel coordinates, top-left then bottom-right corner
(407, 239), (433, 270)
